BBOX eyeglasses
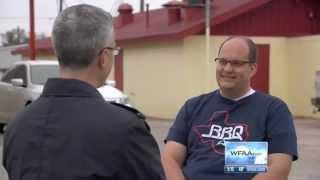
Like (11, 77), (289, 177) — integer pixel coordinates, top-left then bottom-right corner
(98, 46), (121, 56)
(214, 57), (254, 68)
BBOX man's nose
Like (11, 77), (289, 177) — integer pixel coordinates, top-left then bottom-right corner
(223, 62), (233, 72)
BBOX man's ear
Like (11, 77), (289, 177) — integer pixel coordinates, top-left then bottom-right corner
(97, 52), (107, 69)
(250, 63), (258, 77)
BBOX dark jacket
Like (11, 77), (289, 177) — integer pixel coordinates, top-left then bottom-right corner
(3, 78), (164, 180)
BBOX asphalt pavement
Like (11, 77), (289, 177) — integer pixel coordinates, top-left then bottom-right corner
(0, 118), (319, 180)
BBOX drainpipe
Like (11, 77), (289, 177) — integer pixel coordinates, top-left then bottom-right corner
(146, 3), (150, 28)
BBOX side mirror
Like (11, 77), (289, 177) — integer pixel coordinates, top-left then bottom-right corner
(11, 78), (24, 87)
(106, 80), (116, 87)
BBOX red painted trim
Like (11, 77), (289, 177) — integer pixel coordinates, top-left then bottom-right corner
(114, 49), (124, 91)
(252, 44), (270, 93)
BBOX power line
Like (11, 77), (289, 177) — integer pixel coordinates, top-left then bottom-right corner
(0, 17), (55, 20)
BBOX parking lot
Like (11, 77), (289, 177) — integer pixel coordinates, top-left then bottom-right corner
(0, 118), (319, 180)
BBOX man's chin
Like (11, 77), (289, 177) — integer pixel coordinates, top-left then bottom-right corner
(219, 81), (235, 89)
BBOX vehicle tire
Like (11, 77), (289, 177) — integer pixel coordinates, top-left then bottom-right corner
(25, 101), (32, 106)
(0, 123), (6, 134)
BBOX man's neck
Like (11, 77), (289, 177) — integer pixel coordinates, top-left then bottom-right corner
(220, 87), (253, 100)
(60, 68), (100, 88)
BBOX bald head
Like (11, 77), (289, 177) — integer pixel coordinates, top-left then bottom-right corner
(218, 36), (257, 63)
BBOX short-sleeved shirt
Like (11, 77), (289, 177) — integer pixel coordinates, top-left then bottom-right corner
(166, 90), (298, 180)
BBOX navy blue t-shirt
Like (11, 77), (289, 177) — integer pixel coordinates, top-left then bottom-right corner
(166, 90), (298, 180)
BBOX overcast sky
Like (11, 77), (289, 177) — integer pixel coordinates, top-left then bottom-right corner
(0, 0), (172, 36)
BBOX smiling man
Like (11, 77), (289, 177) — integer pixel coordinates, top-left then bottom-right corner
(161, 36), (298, 180)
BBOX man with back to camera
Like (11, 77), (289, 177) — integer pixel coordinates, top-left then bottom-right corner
(161, 36), (298, 180)
(3, 4), (164, 180)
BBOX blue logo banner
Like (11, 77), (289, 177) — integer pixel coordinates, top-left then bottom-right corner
(224, 141), (268, 173)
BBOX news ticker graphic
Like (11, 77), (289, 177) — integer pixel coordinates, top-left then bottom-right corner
(224, 141), (268, 173)
(224, 165), (268, 173)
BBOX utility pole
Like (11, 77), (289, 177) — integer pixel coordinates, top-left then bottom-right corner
(59, 0), (63, 13)
(205, 0), (211, 63)
(205, 0), (212, 91)
(140, 0), (145, 12)
(29, 0), (36, 60)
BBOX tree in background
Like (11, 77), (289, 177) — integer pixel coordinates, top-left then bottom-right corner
(0, 27), (47, 47)
(1, 27), (29, 47)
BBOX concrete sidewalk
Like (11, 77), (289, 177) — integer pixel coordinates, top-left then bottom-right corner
(147, 118), (320, 180)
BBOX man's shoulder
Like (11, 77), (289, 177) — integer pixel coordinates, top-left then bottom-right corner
(253, 91), (287, 105)
(185, 90), (218, 107)
(109, 102), (145, 120)
(250, 91), (291, 116)
(108, 102), (150, 131)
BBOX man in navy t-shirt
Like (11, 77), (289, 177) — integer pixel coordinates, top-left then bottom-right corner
(162, 36), (298, 180)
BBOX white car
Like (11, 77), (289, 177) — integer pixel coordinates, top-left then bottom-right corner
(0, 60), (129, 130)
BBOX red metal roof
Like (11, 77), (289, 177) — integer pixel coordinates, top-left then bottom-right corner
(12, 0), (272, 55)
(213, 0), (320, 36)
(115, 0), (272, 44)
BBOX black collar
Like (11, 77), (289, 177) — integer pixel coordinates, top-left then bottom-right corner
(41, 78), (103, 99)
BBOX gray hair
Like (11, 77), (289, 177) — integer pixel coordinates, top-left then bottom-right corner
(218, 36), (258, 63)
(52, 4), (114, 69)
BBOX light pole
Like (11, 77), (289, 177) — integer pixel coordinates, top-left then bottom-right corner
(29, 0), (35, 60)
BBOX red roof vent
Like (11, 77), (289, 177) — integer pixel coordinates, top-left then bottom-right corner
(118, 3), (134, 27)
(181, 4), (204, 21)
(118, 3), (133, 11)
(163, 0), (184, 25)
